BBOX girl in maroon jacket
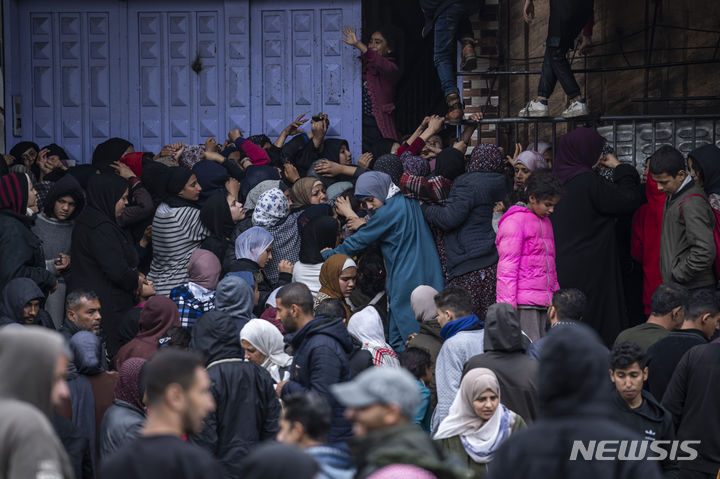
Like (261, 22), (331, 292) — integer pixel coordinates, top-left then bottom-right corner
(341, 26), (399, 153)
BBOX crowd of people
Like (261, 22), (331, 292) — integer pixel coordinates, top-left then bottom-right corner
(1, 8), (720, 479)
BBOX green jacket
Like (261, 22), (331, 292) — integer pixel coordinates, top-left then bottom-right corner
(352, 423), (472, 479)
(436, 414), (527, 479)
(660, 180), (716, 289)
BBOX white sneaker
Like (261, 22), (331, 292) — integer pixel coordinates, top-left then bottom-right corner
(561, 100), (589, 118)
(518, 100), (549, 118)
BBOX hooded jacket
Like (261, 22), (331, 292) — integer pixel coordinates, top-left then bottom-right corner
(0, 192), (56, 294)
(422, 170), (507, 280)
(610, 390), (677, 474)
(0, 327), (74, 479)
(0, 277), (54, 328)
(212, 275), (255, 334)
(281, 317), (354, 444)
(114, 296), (181, 370)
(189, 306), (280, 477)
(496, 205), (559, 308)
(631, 175), (665, 314)
(463, 303), (539, 422)
(487, 324), (663, 479)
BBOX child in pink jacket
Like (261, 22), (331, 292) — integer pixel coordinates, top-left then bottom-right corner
(496, 170), (562, 341)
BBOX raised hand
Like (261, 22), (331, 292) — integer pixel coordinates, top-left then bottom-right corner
(341, 26), (359, 46)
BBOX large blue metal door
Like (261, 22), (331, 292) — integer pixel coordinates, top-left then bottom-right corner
(249, 0), (361, 155)
(4, 0), (360, 162)
(3, 0), (128, 162)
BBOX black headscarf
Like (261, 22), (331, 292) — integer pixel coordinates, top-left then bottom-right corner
(371, 137), (397, 159)
(86, 174), (128, 220)
(92, 137), (133, 174)
(435, 147), (466, 180)
(239, 165), (281, 202)
(43, 173), (85, 220)
(248, 134), (271, 147)
(373, 154), (403, 185)
(237, 443), (318, 479)
(42, 143), (69, 162)
(299, 215), (339, 264)
(9, 142), (39, 166)
(200, 191), (234, 239)
(323, 139), (349, 164)
(164, 167), (198, 208)
(141, 161), (171, 204)
(297, 203), (333, 231)
(66, 164), (96, 191)
(689, 144), (720, 196)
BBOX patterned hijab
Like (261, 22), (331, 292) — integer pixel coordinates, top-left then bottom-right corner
(373, 154), (403, 185)
(114, 357), (147, 412)
(468, 143), (505, 173)
(400, 151), (431, 177)
(252, 188), (289, 227)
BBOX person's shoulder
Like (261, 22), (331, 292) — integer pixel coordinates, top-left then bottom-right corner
(0, 399), (54, 434)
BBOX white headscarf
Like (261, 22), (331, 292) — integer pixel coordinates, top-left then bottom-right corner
(434, 368), (516, 463)
(235, 226), (274, 262)
(240, 318), (293, 383)
(347, 306), (389, 348)
(411, 285), (439, 323)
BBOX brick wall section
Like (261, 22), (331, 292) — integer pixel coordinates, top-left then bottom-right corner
(462, 0), (500, 147)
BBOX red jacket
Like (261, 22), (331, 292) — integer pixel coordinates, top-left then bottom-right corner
(631, 176), (665, 314)
(361, 50), (399, 140)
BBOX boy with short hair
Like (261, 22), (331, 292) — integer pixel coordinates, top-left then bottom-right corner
(650, 145), (716, 290)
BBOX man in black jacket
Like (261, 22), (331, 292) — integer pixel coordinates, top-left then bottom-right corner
(663, 343), (720, 478)
(189, 304), (280, 477)
(0, 277), (54, 328)
(646, 289), (720, 401)
(276, 283), (354, 445)
(488, 324), (662, 479)
(609, 342), (678, 476)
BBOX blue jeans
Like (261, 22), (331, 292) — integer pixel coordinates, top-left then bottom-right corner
(433, 2), (469, 97)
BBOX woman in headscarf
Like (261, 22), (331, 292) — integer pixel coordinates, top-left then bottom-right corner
(147, 167), (209, 295)
(71, 174), (140, 355)
(34, 144), (70, 207)
(91, 137), (133, 174)
(550, 127), (642, 346)
(406, 285), (442, 410)
(8, 141), (40, 181)
(168, 248), (222, 330)
(347, 306), (399, 367)
(513, 150), (548, 191)
(289, 177), (328, 210)
(114, 296), (181, 370)
(251, 188), (302, 286)
(314, 254), (357, 317)
(0, 172), (56, 295)
(435, 368), (525, 477)
(199, 190), (245, 266)
(293, 215), (340, 297)
(99, 357), (147, 459)
(116, 273), (156, 347)
(244, 179), (282, 211)
(631, 157), (666, 316)
(373, 153), (403, 185)
(32, 174), (85, 327)
(322, 171), (444, 351)
(422, 144), (507, 321)
(227, 226), (284, 316)
(240, 318), (293, 384)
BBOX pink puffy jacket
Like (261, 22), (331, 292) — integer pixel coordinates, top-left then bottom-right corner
(496, 205), (559, 308)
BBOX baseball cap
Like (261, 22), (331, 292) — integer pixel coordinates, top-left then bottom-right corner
(330, 367), (420, 419)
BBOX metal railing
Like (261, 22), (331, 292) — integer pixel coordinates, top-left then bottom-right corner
(459, 114), (720, 169)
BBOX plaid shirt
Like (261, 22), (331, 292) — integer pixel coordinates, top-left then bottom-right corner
(168, 284), (216, 329)
(399, 172), (452, 205)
